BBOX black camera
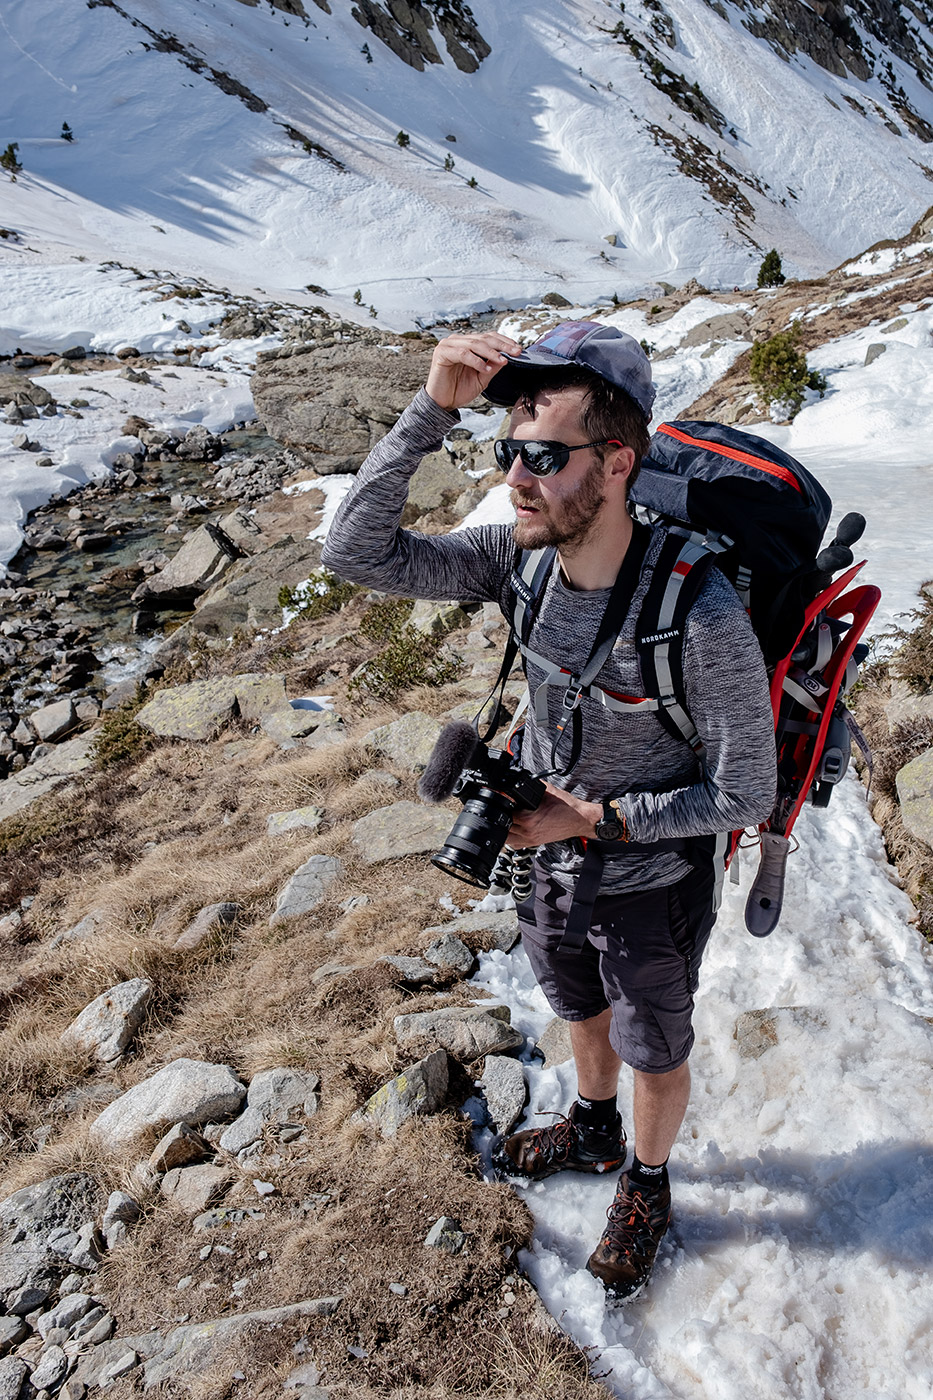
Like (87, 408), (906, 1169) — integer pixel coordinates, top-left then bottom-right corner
(418, 721), (546, 889)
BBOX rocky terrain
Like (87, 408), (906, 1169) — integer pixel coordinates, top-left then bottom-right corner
(2, 224), (933, 1397)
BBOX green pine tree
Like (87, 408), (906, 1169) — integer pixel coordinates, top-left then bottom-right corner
(443, 153), (455, 171)
(61, 122), (74, 142)
(467, 175), (477, 188)
(0, 143), (22, 179)
(395, 130), (410, 148)
(757, 248), (785, 288)
(353, 289), (362, 305)
(749, 323), (826, 418)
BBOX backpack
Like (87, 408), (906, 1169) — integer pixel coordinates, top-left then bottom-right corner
(490, 419), (881, 937)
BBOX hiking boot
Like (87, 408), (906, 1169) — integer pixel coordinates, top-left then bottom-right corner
(493, 1103), (627, 1180)
(586, 1172), (672, 1301)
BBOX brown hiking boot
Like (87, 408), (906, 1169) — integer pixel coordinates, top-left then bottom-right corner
(586, 1172), (672, 1301)
(493, 1103), (626, 1180)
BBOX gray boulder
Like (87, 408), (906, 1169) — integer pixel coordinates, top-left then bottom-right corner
(896, 746), (933, 849)
(133, 523), (239, 606)
(480, 1055), (527, 1135)
(364, 712), (441, 772)
(101, 1191), (142, 1249)
(160, 1164), (231, 1214)
(31, 1343), (70, 1391)
(135, 673), (290, 742)
(149, 1123), (212, 1174)
(421, 908), (520, 953)
(423, 932), (475, 976)
(534, 1016), (573, 1067)
(143, 1297), (341, 1388)
(219, 1067), (320, 1155)
(0, 1173), (102, 1308)
(89, 1059), (246, 1152)
(351, 801), (452, 863)
(393, 1006), (523, 1061)
(266, 805), (323, 837)
(173, 902), (240, 952)
(424, 1216), (465, 1253)
(29, 696), (77, 743)
(0, 734), (95, 825)
(251, 341), (434, 473)
(0, 373), (53, 407)
(270, 854), (343, 926)
(60, 977), (153, 1064)
(359, 1050), (449, 1137)
(0, 1358), (29, 1400)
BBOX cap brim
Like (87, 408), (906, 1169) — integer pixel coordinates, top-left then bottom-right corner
(482, 350), (573, 407)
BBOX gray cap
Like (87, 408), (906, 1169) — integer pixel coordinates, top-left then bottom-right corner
(483, 320), (655, 421)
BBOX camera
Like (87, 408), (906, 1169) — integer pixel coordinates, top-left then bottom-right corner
(418, 722), (546, 889)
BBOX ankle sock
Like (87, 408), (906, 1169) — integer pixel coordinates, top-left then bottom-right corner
(629, 1154), (669, 1192)
(574, 1095), (619, 1135)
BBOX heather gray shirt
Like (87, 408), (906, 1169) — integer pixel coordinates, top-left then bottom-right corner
(321, 388), (777, 893)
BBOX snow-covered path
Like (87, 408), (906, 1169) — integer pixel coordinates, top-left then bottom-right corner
(474, 777), (933, 1399)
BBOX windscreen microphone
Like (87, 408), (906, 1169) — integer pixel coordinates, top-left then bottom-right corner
(418, 721), (482, 803)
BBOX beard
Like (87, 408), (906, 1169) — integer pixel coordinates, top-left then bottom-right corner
(511, 460), (607, 552)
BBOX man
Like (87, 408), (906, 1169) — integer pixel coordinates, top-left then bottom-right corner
(321, 322), (776, 1300)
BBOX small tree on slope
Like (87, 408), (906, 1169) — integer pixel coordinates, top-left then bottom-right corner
(758, 248), (785, 288)
(1, 143), (22, 179)
(750, 323), (826, 419)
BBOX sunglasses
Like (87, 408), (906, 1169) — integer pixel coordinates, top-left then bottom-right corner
(493, 437), (622, 477)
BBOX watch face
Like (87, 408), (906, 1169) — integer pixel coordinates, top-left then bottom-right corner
(596, 817), (622, 840)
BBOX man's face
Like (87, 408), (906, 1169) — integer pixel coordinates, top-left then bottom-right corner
(505, 386), (610, 552)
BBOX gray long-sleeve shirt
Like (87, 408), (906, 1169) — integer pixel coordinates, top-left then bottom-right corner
(321, 388), (777, 893)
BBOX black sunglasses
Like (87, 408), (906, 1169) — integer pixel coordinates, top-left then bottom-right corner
(493, 437), (623, 477)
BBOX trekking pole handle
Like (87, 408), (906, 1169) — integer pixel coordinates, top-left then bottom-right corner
(832, 512), (865, 548)
(745, 831), (792, 938)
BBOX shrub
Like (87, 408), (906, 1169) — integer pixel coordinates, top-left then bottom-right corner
(1, 143), (22, 178)
(749, 324), (826, 418)
(61, 122), (74, 142)
(349, 624), (460, 702)
(278, 569), (359, 622)
(90, 690), (157, 769)
(395, 130), (410, 148)
(757, 248), (785, 288)
(359, 597), (413, 641)
(444, 153), (455, 171)
(467, 175), (477, 188)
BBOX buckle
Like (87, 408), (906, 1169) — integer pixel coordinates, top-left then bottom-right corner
(561, 686), (583, 712)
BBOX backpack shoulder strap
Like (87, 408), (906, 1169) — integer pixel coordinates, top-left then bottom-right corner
(635, 531), (719, 765)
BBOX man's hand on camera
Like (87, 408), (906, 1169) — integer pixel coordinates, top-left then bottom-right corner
(425, 332), (522, 413)
(507, 783), (602, 849)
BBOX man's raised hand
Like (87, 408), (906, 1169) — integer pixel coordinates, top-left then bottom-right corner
(425, 332), (522, 413)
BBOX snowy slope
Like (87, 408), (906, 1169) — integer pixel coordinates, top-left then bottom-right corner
(2, 0), (933, 326)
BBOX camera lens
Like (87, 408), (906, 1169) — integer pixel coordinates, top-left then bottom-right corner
(430, 790), (515, 887)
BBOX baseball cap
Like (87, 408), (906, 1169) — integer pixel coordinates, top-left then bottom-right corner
(483, 320), (655, 422)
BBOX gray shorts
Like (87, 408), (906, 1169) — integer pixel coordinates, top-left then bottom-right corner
(517, 860), (717, 1074)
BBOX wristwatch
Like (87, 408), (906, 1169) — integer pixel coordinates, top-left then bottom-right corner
(594, 798), (627, 842)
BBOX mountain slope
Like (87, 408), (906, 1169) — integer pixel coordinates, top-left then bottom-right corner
(2, 0), (933, 324)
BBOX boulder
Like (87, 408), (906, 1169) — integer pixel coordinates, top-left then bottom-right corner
(133, 523), (240, 607)
(173, 902), (240, 952)
(479, 1055), (527, 1135)
(101, 1191), (142, 1249)
(423, 932), (475, 976)
(421, 909), (520, 953)
(160, 1164), (231, 1214)
(31, 1343), (69, 1391)
(0, 1173), (102, 1308)
(135, 673), (289, 742)
(149, 1123), (212, 1174)
(266, 805), (323, 837)
(0, 734), (95, 824)
(250, 341), (435, 473)
(36, 1291), (96, 1340)
(534, 1016), (573, 1067)
(270, 854), (343, 925)
(219, 1067), (320, 1154)
(0, 1358), (29, 1400)
(351, 801), (452, 863)
(143, 1297), (342, 1388)
(364, 712), (441, 772)
(379, 954), (437, 985)
(61, 977), (153, 1064)
(407, 451), (471, 514)
(89, 1059), (246, 1152)
(393, 1006), (523, 1060)
(895, 746), (933, 849)
(424, 1216), (465, 1253)
(0, 373), (53, 407)
(680, 311), (751, 347)
(358, 1050), (449, 1137)
(29, 696), (77, 743)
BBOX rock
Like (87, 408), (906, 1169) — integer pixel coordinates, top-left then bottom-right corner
(143, 1297), (342, 1388)
(351, 802), (452, 863)
(407, 451), (471, 513)
(882, 678), (933, 734)
(680, 312), (751, 347)
(270, 854), (343, 926)
(251, 341), (435, 473)
(28, 697), (77, 743)
(7, 1284), (48, 1315)
(534, 1016), (573, 1067)
(60, 978), (153, 1064)
(266, 806), (323, 837)
(420, 909), (520, 953)
(0, 1174), (102, 1309)
(393, 1006), (523, 1061)
(0, 1315), (27, 1353)
(424, 1216), (464, 1253)
(864, 342), (887, 367)
(364, 712), (441, 772)
(70, 1338), (138, 1389)
(734, 1006), (828, 1060)
(358, 1050), (449, 1137)
(67, 1221), (104, 1271)
(149, 1123), (212, 1174)
(133, 523), (239, 607)
(160, 1165), (231, 1214)
(31, 1342), (69, 1390)
(191, 1206), (265, 1233)
(89, 1059), (247, 1152)
(101, 1192), (142, 1250)
(0, 734), (95, 825)
(0, 374), (53, 408)
(61, 1380), (87, 1400)
(49, 909), (105, 950)
(378, 955), (437, 985)
(135, 673), (289, 742)
(76, 532), (113, 552)
(408, 600), (469, 636)
(219, 1068), (320, 1155)
(896, 747), (933, 849)
(0, 1358), (29, 1400)
(36, 1292), (95, 1340)
(218, 509), (264, 555)
(479, 1055), (527, 1135)
(173, 902), (240, 952)
(423, 932), (475, 976)
(540, 291), (573, 308)
(260, 705), (325, 747)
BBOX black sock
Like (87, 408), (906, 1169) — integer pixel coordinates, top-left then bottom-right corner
(629, 1154), (669, 1192)
(573, 1095), (619, 1135)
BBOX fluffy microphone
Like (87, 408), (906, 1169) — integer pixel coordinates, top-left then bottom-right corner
(418, 721), (482, 803)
